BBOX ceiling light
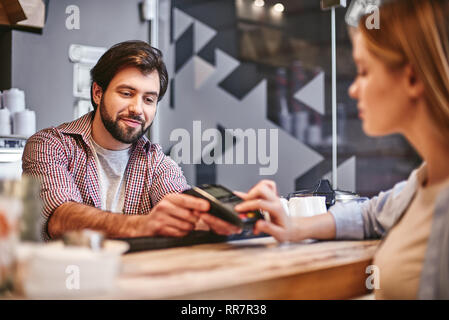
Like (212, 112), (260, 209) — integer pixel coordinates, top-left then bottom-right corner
(253, 0), (265, 7)
(273, 3), (285, 13)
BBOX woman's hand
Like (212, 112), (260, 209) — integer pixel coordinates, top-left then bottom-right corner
(235, 180), (337, 243)
(234, 180), (294, 242)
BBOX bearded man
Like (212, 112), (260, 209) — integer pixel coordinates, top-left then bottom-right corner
(23, 40), (240, 241)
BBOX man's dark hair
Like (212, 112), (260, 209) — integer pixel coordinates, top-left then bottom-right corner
(90, 40), (168, 111)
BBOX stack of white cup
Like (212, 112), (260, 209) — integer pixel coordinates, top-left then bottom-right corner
(1, 88), (36, 138)
(0, 108), (11, 136)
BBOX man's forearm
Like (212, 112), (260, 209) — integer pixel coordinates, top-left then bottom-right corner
(47, 201), (141, 239)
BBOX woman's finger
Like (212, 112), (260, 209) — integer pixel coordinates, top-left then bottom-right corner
(254, 219), (289, 242)
(258, 180), (277, 193)
(235, 199), (281, 216)
(245, 183), (277, 202)
(247, 180), (278, 196)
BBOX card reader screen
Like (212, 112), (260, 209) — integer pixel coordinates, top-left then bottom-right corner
(205, 186), (232, 199)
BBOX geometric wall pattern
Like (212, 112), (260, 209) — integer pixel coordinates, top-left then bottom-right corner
(159, 6), (356, 195)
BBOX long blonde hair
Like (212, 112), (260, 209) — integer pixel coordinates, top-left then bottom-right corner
(359, 0), (449, 133)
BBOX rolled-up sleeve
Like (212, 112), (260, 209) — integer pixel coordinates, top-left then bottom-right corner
(149, 145), (189, 206)
(329, 201), (365, 240)
(329, 179), (410, 240)
(22, 130), (83, 240)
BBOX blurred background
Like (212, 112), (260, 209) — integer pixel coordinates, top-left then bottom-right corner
(0, 0), (421, 197)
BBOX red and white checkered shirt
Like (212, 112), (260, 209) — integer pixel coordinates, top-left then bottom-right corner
(22, 112), (188, 240)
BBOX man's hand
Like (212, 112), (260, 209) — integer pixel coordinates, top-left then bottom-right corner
(49, 193), (242, 239)
(128, 193), (210, 237)
(196, 213), (242, 236)
(130, 193), (241, 237)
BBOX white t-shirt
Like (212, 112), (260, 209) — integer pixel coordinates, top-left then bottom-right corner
(90, 138), (131, 213)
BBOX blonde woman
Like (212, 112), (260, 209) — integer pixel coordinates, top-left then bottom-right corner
(235, 0), (449, 299)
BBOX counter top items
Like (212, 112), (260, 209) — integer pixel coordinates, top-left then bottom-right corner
(15, 239), (129, 299)
(335, 190), (369, 204)
(2, 88), (25, 115)
(288, 196), (327, 218)
(0, 108), (11, 136)
(119, 230), (270, 253)
(0, 180), (23, 294)
(6, 235), (379, 300)
(63, 229), (105, 251)
(289, 179), (336, 208)
(1, 88), (36, 138)
(288, 179), (368, 209)
(18, 176), (43, 242)
(183, 184), (264, 229)
(0, 136), (27, 180)
(107, 237), (379, 300)
(12, 109), (36, 138)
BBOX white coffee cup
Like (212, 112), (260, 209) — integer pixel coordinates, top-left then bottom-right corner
(288, 196), (327, 218)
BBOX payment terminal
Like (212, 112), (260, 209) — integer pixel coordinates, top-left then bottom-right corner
(183, 184), (264, 229)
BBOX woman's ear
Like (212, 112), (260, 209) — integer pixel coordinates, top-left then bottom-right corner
(404, 64), (425, 101)
(92, 82), (103, 106)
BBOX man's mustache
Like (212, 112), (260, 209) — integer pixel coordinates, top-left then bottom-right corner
(118, 114), (144, 124)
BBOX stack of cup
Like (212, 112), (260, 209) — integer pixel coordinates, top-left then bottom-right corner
(0, 108), (11, 136)
(1, 88), (36, 138)
(13, 110), (36, 138)
(0, 91), (10, 136)
(2, 88), (25, 116)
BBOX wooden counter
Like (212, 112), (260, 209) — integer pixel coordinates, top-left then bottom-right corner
(106, 237), (380, 300)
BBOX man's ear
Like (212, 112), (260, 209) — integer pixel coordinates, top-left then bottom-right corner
(404, 64), (425, 101)
(92, 82), (103, 107)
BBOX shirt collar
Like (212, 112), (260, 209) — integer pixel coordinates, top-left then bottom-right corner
(416, 162), (428, 187)
(416, 162), (449, 191)
(59, 111), (152, 154)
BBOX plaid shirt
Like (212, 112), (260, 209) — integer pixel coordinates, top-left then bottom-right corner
(22, 112), (188, 240)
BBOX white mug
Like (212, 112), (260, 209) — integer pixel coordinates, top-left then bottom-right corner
(288, 196), (327, 218)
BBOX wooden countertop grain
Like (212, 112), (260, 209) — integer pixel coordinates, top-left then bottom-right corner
(104, 237), (380, 300)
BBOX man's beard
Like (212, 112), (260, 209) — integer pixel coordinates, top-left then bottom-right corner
(99, 97), (152, 144)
